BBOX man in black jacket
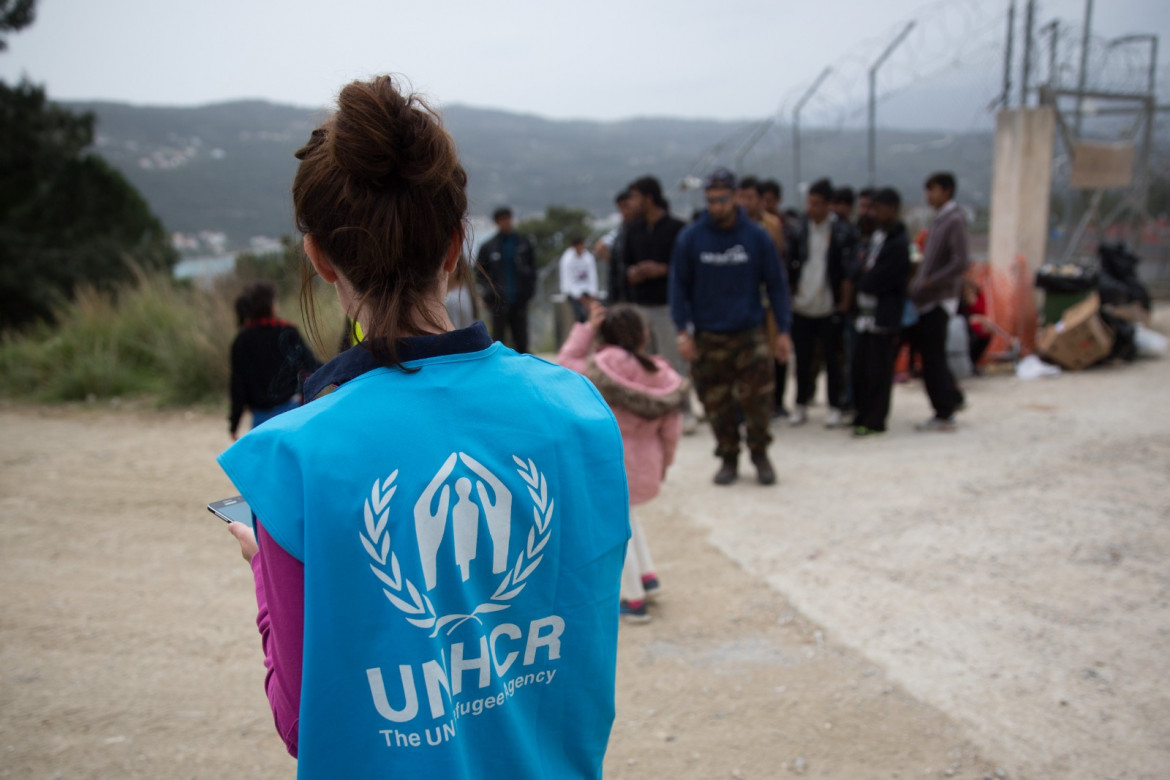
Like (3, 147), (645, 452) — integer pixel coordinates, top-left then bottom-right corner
(851, 188), (911, 437)
(475, 206), (537, 353)
(786, 178), (857, 428)
(593, 188), (635, 304)
(621, 176), (687, 372)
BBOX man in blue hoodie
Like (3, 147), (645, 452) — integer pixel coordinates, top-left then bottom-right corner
(671, 168), (793, 486)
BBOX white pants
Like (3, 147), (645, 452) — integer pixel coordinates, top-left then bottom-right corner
(620, 508), (657, 603)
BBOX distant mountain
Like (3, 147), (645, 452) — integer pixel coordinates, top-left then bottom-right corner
(71, 100), (317, 247)
(67, 99), (995, 249)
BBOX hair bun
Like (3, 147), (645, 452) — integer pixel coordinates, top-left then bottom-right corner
(329, 75), (455, 191)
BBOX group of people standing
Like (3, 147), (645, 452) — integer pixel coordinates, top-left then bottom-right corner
(591, 167), (972, 486)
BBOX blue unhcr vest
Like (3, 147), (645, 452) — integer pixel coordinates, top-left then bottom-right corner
(219, 342), (630, 779)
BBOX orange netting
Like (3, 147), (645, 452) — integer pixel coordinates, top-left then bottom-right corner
(968, 256), (1037, 362)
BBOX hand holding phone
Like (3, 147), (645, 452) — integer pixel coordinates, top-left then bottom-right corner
(208, 496), (253, 528)
(209, 496), (258, 563)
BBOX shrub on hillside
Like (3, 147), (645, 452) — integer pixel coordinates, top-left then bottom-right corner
(0, 267), (343, 406)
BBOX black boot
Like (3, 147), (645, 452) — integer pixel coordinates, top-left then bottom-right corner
(713, 455), (738, 485)
(751, 451), (776, 486)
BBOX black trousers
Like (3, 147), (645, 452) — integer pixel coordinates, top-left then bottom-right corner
(773, 359), (788, 412)
(970, 332), (991, 366)
(566, 296), (588, 323)
(917, 306), (958, 419)
(792, 313), (844, 409)
(852, 330), (897, 431)
(490, 302), (529, 353)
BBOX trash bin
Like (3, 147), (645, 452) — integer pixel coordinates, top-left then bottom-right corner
(1035, 264), (1099, 324)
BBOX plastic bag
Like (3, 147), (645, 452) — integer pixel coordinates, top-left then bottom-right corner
(1096, 242), (1151, 310)
(1035, 263), (1098, 293)
(946, 313), (973, 379)
(1098, 242), (1140, 280)
(1134, 325), (1168, 358)
(901, 299), (918, 328)
(1098, 310), (1137, 363)
(1016, 354), (1061, 380)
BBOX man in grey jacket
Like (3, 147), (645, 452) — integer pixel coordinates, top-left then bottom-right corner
(909, 172), (969, 431)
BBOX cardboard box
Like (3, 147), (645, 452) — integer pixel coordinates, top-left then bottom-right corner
(1037, 292), (1114, 370)
(1101, 301), (1152, 326)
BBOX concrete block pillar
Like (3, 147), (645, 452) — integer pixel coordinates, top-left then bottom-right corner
(988, 107), (1055, 272)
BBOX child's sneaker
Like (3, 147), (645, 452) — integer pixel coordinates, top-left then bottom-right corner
(620, 599), (651, 623)
(641, 574), (662, 601)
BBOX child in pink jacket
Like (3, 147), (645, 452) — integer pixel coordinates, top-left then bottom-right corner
(558, 301), (687, 622)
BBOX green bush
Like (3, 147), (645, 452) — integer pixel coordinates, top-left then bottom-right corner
(0, 266), (343, 406)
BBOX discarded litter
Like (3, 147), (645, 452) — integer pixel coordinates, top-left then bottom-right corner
(1134, 325), (1167, 358)
(1015, 354), (1061, 381)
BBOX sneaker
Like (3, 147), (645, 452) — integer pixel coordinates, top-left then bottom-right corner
(852, 425), (884, 438)
(641, 575), (662, 600)
(750, 452), (777, 485)
(824, 408), (844, 429)
(713, 456), (738, 485)
(620, 599), (651, 623)
(773, 406), (790, 419)
(789, 405), (808, 426)
(915, 416), (957, 432)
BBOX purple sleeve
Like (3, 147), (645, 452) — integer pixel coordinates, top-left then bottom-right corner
(251, 519), (304, 757)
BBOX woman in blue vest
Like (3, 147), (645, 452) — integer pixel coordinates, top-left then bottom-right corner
(219, 75), (630, 779)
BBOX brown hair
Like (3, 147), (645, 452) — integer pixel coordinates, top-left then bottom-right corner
(598, 304), (657, 373)
(236, 280), (276, 326)
(292, 75), (469, 366)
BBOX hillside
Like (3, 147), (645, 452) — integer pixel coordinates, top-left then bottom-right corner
(68, 99), (995, 249)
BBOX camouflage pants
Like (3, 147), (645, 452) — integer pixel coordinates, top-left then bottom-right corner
(692, 327), (775, 459)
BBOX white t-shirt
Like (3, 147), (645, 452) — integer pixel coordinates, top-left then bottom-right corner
(559, 247), (599, 298)
(793, 216), (834, 317)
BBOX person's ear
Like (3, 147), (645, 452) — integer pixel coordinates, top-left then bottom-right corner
(303, 234), (338, 284)
(441, 229), (463, 274)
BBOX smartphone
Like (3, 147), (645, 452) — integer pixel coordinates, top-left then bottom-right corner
(207, 496), (253, 528)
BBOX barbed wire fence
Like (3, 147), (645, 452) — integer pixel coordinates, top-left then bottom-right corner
(685, 0), (1168, 288)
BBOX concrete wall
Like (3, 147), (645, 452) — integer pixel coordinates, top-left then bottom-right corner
(988, 107), (1055, 272)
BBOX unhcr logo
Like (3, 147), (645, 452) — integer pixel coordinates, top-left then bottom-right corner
(360, 453), (555, 637)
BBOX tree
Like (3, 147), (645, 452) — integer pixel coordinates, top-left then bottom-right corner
(0, 0), (35, 51)
(0, 80), (177, 329)
(515, 205), (593, 270)
(1, 0), (177, 330)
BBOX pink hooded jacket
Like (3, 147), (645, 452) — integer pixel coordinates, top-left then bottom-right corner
(557, 322), (686, 505)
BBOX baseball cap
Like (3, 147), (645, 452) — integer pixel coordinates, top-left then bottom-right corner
(703, 167), (737, 190)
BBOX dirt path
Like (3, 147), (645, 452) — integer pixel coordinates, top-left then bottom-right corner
(1, 316), (1165, 778)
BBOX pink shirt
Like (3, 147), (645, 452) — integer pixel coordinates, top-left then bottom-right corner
(556, 322), (684, 504)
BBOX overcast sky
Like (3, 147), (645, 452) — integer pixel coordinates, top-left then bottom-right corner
(2, 0), (1167, 130)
